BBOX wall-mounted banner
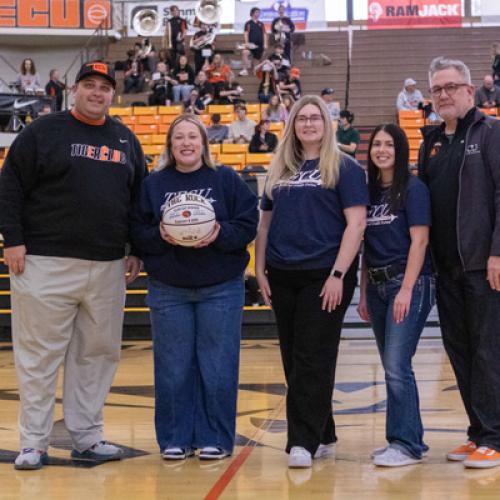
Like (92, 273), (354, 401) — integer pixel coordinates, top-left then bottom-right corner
(235, 0), (326, 31)
(367, 0), (462, 29)
(0, 0), (112, 29)
(126, 1), (198, 37)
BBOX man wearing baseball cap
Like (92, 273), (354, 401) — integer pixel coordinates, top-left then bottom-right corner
(397, 77), (424, 111)
(0, 61), (147, 470)
(321, 87), (340, 120)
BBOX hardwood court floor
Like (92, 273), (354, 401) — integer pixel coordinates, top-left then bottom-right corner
(0, 338), (499, 500)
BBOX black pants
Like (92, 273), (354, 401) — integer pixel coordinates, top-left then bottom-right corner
(267, 260), (358, 455)
(437, 267), (500, 450)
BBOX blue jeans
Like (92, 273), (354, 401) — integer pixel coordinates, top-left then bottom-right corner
(367, 274), (435, 459)
(146, 275), (245, 454)
(172, 84), (194, 103)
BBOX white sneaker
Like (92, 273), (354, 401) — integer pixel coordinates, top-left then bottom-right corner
(373, 446), (422, 467)
(161, 447), (194, 460)
(239, 69), (249, 76)
(289, 446), (312, 468)
(314, 443), (336, 459)
(372, 446), (428, 458)
(199, 446), (230, 460)
(14, 448), (48, 470)
(71, 441), (123, 461)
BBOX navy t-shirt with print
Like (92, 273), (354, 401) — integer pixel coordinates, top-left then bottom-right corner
(260, 156), (368, 270)
(364, 175), (431, 274)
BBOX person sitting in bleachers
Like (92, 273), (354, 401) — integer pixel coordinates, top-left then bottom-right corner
(148, 61), (173, 105)
(194, 70), (215, 106)
(396, 78), (423, 111)
(336, 110), (360, 159)
(264, 95), (287, 122)
(281, 93), (295, 117)
(249, 119), (278, 153)
(255, 58), (279, 104)
(271, 4), (295, 65)
(228, 104), (256, 144)
(124, 60), (146, 94)
(321, 87), (340, 120)
(136, 36), (157, 73)
(475, 74), (500, 109)
(205, 53), (232, 100)
(190, 22), (215, 74)
(492, 42), (500, 87)
(16, 58), (42, 93)
(207, 113), (229, 144)
(218, 73), (245, 105)
(171, 55), (195, 103)
(279, 67), (302, 101)
(183, 88), (205, 115)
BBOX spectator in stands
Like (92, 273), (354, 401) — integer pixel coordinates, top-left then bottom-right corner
(171, 55), (195, 103)
(240, 7), (267, 77)
(183, 88), (205, 115)
(255, 95), (368, 469)
(264, 95), (287, 122)
(130, 114), (258, 462)
(124, 60), (146, 94)
(206, 113), (229, 144)
(218, 73), (245, 105)
(149, 62), (173, 106)
(279, 67), (302, 101)
(136, 36), (157, 73)
(228, 104), (256, 144)
(282, 94), (295, 117)
(16, 58), (42, 93)
(358, 123), (433, 467)
(255, 59), (279, 104)
(194, 70), (214, 106)
(336, 110), (360, 158)
(419, 56), (500, 469)
(397, 78), (424, 111)
(249, 119), (278, 153)
(475, 75), (500, 109)
(321, 88), (340, 120)
(45, 69), (66, 111)
(206, 54), (232, 100)
(166, 5), (187, 64)
(0, 61), (145, 471)
(271, 4), (295, 64)
(190, 22), (215, 74)
(492, 43), (500, 87)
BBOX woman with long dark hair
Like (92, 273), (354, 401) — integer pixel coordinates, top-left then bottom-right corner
(16, 58), (41, 93)
(358, 123), (434, 467)
(249, 119), (277, 153)
(255, 95), (368, 468)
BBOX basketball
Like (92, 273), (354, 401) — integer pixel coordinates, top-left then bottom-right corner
(161, 193), (216, 247)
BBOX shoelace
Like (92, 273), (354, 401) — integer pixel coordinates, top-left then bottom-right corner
(476, 446), (495, 456)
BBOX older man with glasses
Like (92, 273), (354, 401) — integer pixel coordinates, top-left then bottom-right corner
(418, 56), (500, 469)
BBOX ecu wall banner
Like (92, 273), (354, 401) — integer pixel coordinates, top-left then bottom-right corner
(368, 0), (462, 29)
(0, 0), (112, 29)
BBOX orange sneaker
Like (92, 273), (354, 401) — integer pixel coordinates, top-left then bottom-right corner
(464, 447), (500, 469)
(446, 441), (477, 461)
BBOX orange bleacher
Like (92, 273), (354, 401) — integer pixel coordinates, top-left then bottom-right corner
(398, 110), (425, 166)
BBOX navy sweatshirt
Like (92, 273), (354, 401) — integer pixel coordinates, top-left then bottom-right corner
(131, 164), (258, 287)
(0, 111), (147, 260)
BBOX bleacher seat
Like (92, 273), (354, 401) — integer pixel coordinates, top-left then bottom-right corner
(133, 106), (158, 116)
(222, 143), (248, 154)
(246, 153), (273, 166)
(109, 107), (132, 116)
(137, 115), (161, 125)
(218, 153), (245, 170)
(158, 105), (183, 115)
(208, 104), (234, 114)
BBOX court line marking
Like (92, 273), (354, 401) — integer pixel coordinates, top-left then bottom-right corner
(204, 396), (286, 500)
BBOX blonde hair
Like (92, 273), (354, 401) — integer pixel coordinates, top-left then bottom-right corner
(265, 94), (341, 198)
(156, 114), (217, 171)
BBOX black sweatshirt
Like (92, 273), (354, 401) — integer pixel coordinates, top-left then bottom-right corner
(0, 111), (147, 261)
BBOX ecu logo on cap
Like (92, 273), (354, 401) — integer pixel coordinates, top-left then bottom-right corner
(89, 62), (108, 75)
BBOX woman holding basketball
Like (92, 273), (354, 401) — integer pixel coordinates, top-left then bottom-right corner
(131, 114), (258, 461)
(254, 95), (368, 468)
(357, 124), (434, 467)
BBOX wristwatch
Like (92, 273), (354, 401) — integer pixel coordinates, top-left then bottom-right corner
(330, 269), (344, 280)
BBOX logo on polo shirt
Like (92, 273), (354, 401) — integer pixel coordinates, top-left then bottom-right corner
(465, 143), (480, 156)
(71, 143), (126, 164)
(429, 141), (442, 159)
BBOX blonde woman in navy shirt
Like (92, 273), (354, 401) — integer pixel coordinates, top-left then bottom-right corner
(255, 95), (368, 468)
(358, 123), (434, 467)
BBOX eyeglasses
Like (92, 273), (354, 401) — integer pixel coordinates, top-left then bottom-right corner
(429, 83), (470, 97)
(296, 114), (323, 124)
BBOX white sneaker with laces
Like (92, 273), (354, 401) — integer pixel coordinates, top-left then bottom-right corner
(161, 447), (194, 460)
(199, 446), (230, 460)
(14, 448), (48, 470)
(373, 446), (422, 467)
(239, 69), (249, 76)
(314, 443), (336, 459)
(289, 446), (312, 468)
(372, 446), (428, 458)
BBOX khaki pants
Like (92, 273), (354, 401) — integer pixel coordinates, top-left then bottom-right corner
(10, 255), (126, 452)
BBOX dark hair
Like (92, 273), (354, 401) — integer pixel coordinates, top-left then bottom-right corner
(235, 104), (247, 113)
(255, 119), (270, 135)
(250, 7), (260, 16)
(339, 109), (354, 123)
(211, 113), (221, 124)
(21, 58), (36, 75)
(367, 123), (410, 214)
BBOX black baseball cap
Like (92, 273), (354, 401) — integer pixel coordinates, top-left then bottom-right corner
(76, 61), (116, 88)
(321, 87), (335, 96)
